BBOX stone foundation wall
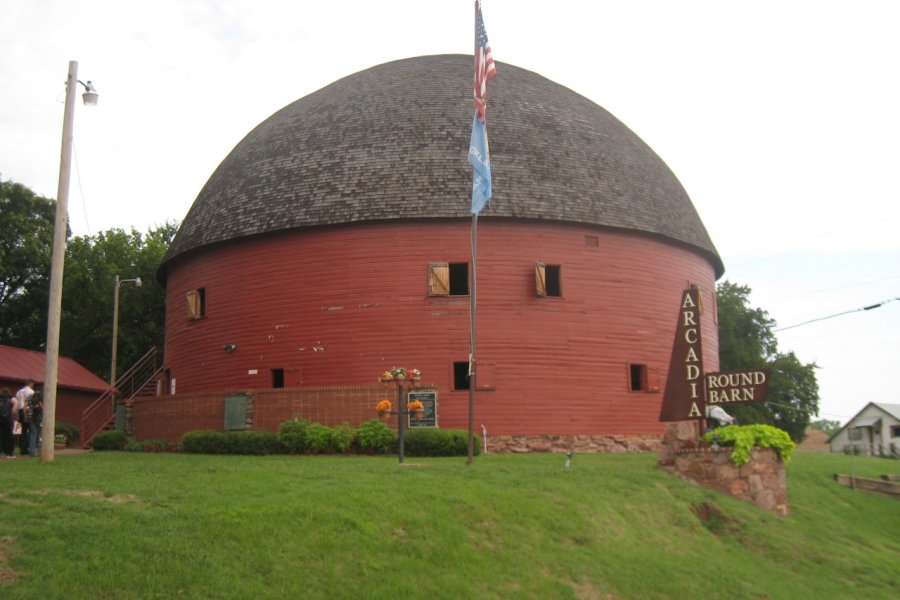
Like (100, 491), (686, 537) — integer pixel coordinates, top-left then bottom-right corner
(487, 434), (661, 454)
(657, 422), (788, 516)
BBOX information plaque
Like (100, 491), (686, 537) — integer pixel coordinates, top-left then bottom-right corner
(408, 391), (438, 428)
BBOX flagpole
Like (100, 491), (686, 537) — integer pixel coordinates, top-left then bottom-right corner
(467, 213), (478, 465)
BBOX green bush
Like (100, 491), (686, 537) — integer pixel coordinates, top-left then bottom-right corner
(356, 419), (396, 454)
(404, 428), (480, 457)
(331, 422), (356, 454)
(92, 431), (129, 451)
(140, 439), (168, 453)
(181, 430), (282, 455)
(278, 419), (311, 453)
(235, 431), (282, 455)
(181, 431), (235, 454)
(703, 424), (795, 466)
(125, 440), (144, 452)
(304, 423), (333, 454)
(55, 421), (81, 447)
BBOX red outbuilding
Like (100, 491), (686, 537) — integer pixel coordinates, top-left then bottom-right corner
(0, 345), (108, 429)
(152, 55), (723, 451)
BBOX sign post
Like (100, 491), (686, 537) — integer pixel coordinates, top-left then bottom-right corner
(659, 287), (769, 433)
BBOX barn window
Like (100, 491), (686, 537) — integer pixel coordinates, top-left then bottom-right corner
(848, 428), (862, 441)
(453, 361), (470, 390)
(187, 288), (206, 320)
(272, 368), (284, 389)
(629, 364), (648, 392)
(891, 425), (900, 438)
(535, 262), (561, 297)
(429, 263), (469, 296)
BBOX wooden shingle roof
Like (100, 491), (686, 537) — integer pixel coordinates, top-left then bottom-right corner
(161, 54), (722, 278)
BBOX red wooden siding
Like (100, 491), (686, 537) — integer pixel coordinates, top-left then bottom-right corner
(163, 220), (719, 437)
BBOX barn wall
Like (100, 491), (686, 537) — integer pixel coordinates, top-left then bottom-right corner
(162, 219), (719, 437)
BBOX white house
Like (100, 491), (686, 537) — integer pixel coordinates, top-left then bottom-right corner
(829, 403), (900, 457)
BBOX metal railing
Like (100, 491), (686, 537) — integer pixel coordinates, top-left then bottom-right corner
(81, 347), (161, 448)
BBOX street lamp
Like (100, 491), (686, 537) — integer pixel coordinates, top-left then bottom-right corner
(41, 61), (98, 462)
(111, 275), (142, 386)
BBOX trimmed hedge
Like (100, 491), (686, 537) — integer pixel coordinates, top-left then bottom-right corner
(92, 431), (129, 451)
(404, 428), (480, 457)
(180, 430), (282, 455)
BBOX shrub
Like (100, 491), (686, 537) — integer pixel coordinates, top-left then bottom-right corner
(331, 422), (356, 454)
(235, 431), (282, 455)
(356, 419), (396, 454)
(125, 440), (144, 452)
(304, 423), (333, 454)
(181, 430), (282, 455)
(92, 431), (129, 451)
(703, 424), (795, 466)
(141, 439), (168, 453)
(404, 428), (480, 457)
(181, 430), (234, 454)
(55, 421), (81, 447)
(278, 419), (311, 453)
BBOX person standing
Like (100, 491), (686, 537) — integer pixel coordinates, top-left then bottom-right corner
(15, 379), (35, 456)
(0, 388), (15, 459)
(26, 388), (43, 457)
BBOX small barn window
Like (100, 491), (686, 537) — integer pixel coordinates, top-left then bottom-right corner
(629, 364), (648, 392)
(272, 368), (284, 389)
(849, 428), (863, 441)
(891, 425), (900, 438)
(453, 361), (470, 390)
(429, 263), (468, 296)
(187, 288), (206, 320)
(535, 262), (562, 297)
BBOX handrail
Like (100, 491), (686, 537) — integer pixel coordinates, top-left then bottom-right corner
(81, 347), (160, 447)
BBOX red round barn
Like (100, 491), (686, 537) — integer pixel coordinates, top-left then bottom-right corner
(158, 55), (722, 443)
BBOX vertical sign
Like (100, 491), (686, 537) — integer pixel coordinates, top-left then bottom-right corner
(659, 287), (705, 422)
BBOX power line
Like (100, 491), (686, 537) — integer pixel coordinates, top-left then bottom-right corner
(774, 297), (900, 332)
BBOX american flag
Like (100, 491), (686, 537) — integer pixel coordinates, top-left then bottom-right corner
(473, 0), (496, 122)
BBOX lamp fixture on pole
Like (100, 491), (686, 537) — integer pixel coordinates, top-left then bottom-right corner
(41, 61), (98, 462)
(110, 275), (142, 387)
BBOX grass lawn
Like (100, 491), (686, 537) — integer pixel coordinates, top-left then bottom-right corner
(0, 450), (897, 599)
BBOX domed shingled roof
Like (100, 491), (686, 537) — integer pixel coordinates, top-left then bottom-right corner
(162, 54), (722, 277)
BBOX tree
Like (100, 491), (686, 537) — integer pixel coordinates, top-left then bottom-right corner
(60, 223), (177, 380)
(716, 280), (820, 442)
(810, 418), (841, 437)
(1, 178), (178, 380)
(0, 178), (57, 346)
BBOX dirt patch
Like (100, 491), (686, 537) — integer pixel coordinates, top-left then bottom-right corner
(692, 501), (733, 535)
(0, 536), (19, 583)
(32, 489), (141, 505)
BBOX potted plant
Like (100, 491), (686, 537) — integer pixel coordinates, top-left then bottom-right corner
(375, 400), (392, 417)
(54, 433), (67, 449)
(407, 399), (424, 417)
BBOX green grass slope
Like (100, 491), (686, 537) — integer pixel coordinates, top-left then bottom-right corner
(0, 452), (897, 599)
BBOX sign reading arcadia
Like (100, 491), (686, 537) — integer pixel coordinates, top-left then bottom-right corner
(658, 287), (769, 424)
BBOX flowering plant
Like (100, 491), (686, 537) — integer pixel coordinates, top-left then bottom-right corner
(380, 367), (422, 383)
(407, 400), (424, 412)
(375, 400), (392, 414)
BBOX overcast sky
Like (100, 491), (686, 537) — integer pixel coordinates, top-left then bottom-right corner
(2, 0), (898, 425)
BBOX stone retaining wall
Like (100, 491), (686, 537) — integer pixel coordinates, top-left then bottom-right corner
(487, 434), (661, 454)
(658, 421), (789, 516)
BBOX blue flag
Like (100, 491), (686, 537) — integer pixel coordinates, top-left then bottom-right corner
(468, 110), (492, 214)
